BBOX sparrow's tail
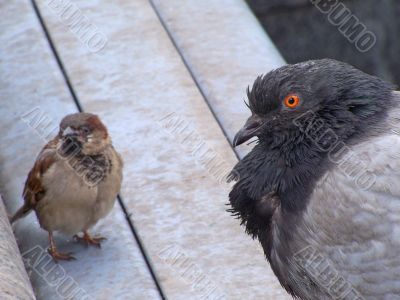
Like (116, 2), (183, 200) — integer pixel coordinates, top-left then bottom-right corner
(10, 205), (32, 224)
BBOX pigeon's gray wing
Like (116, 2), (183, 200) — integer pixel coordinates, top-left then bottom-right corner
(286, 113), (400, 299)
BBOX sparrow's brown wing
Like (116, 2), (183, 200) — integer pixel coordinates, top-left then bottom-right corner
(10, 138), (58, 223)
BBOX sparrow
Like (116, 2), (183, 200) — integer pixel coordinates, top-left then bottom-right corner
(11, 112), (123, 261)
(228, 59), (400, 299)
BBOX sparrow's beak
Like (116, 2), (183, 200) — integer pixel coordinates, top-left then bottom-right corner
(62, 126), (78, 138)
(233, 115), (264, 147)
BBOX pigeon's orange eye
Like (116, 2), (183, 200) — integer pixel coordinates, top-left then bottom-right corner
(284, 94), (300, 108)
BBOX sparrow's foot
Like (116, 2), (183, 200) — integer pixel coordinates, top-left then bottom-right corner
(47, 247), (75, 262)
(74, 231), (106, 248)
(47, 232), (75, 262)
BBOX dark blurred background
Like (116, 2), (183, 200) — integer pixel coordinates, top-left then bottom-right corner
(246, 0), (400, 86)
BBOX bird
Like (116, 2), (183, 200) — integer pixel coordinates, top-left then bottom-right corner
(228, 59), (400, 299)
(11, 112), (123, 261)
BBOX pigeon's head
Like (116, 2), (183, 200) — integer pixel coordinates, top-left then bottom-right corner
(233, 59), (394, 148)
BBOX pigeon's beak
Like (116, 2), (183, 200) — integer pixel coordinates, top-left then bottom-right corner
(233, 115), (264, 147)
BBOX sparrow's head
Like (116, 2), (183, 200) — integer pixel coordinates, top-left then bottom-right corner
(234, 59), (394, 148)
(59, 112), (110, 155)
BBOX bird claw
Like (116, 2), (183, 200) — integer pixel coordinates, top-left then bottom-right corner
(47, 247), (75, 262)
(73, 232), (106, 248)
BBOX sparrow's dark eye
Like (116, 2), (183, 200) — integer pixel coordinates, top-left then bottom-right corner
(284, 94), (300, 108)
(81, 126), (91, 135)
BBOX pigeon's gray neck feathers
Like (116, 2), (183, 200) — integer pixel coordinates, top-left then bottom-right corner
(260, 75), (396, 213)
(228, 83), (397, 250)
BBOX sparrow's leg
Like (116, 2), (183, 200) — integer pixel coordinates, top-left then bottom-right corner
(73, 231), (106, 248)
(47, 232), (75, 262)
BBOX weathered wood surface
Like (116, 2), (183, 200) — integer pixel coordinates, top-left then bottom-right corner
(151, 0), (286, 158)
(0, 197), (35, 300)
(0, 1), (160, 299)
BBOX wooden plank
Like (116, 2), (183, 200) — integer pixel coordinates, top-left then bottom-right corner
(0, 197), (35, 300)
(151, 0), (286, 158)
(0, 1), (160, 299)
(36, 0), (288, 298)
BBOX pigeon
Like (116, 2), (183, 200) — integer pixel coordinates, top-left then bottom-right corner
(228, 59), (400, 299)
(11, 112), (123, 261)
